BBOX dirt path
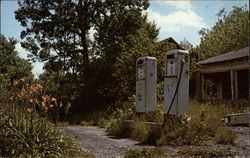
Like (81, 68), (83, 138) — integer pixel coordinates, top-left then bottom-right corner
(60, 126), (153, 158)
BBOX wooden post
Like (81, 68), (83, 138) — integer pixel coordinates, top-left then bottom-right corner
(230, 70), (234, 101)
(195, 72), (201, 99)
(201, 73), (205, 100)
(217, 77), (223, 100)
(234, 71), (238, 101)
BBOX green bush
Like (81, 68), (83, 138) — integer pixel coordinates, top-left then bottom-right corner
(106, 105), (135, 137)
(156, 115), (208, 146)
(124, 147), (166, 158)
(131, 120), (150, 142)
(215, 127), (236, 145)
(96, 117), (108, 128)
(0, 103), (92, 157)
(107, 119), (132, 138)
(146, 125), (161, 145)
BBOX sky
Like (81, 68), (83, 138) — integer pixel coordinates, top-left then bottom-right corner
(1, 0), (249, 77)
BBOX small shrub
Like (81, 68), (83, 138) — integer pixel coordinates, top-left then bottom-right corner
(56, 121), (70, 127)
(106, 107), (135, 137)
(131, 120), (150, 142)
(157, 115), (204, 146)
(215, 127), (236, 145)
(107, 120), (132, 138)
(96, 117), (108, 128)
(146, 125), (161, 145)
(80, 121), (93, 126)
(179, 146), (236, 157)
(124, 147), (166, 158)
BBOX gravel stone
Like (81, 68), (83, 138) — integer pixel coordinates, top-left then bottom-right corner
(60, 126), (152, 158)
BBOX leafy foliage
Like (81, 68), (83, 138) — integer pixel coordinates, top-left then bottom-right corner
(0, 34), (33, 101)
(0, 103), (92, 157)
(0, 71), (91, 157)
(106, 98), (135, 137)
(198, 5), (249, 60)
(180, 6), (249, 96)
(15, 0), (159, 112)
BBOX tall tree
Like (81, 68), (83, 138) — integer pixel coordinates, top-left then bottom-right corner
(198, 5), (249, 60)
(180, 39), (198, 77)
(0, 34), (33, 81)
(15, 0), (156, 111)
(0, 34), (33, 101)
(93, 0), (158, 105)
(15, 0), (105, 74)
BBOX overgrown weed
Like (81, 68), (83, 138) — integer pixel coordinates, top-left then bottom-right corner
(0, 77), (93, 157)
(124, 147), (166, 158)
(106, 99), (243, 147)
(131, 119), (150, 142)
(0, 103), (93, 157)
(215, 127), (236, 145)
(179, 146), (236, 157)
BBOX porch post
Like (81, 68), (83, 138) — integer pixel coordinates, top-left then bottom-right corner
(230, 70), (234, 101)
(201, 73), (205, 100)
(234, 71), (238, 101)
(195, 72), (201, 99)
(217, 76), (223, 100)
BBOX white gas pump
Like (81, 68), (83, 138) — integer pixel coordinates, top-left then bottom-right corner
(164, 49), (189, 116)
(136, 56), (157, 113)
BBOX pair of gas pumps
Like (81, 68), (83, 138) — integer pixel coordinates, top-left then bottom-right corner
(136, 49), (189, 116)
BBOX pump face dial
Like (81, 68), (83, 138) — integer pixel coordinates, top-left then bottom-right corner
(138, 68), (144, 79)
(167, 60), (177, 76)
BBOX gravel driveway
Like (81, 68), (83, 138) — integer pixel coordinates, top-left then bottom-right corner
(60, 126), (152, 158)
(60, 126), (250, 158)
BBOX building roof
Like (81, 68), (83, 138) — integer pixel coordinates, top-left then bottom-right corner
(197, 47), (249, 65)
(158, 37), (185, 50)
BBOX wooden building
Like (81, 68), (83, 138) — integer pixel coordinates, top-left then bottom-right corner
(158, 37), (185, 50)
(195, 47), (249, 101)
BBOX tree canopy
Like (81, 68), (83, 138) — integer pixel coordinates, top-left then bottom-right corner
(0, 34), (33, 81)
(15, 0), (160, 111)
(0, 34), (33, 101)
(14, 1), (249, 112)
(198, 5), (249, 60)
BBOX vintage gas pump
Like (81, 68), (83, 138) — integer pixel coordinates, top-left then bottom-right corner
(136, 56), (157, 113)
(164, 49), (189, 116)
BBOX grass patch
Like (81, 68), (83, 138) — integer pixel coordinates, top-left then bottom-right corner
(215, 127), (237, 145)
(179, 146), (236, 157)
(124, 147), (166, 158)
(107, 120), (132, 138)
(131, 120), (150, 142)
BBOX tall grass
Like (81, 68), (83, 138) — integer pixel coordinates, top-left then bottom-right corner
(106, 99), (242, 146)
(0, 103), (93, 157)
